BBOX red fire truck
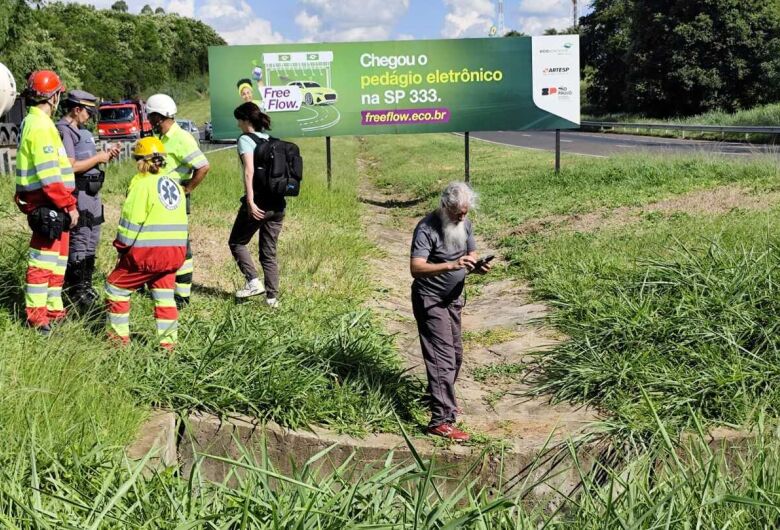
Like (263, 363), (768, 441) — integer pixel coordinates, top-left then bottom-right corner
(97, 100), (152, 140)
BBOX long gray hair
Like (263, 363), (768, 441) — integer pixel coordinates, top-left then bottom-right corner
(439, 181), (477, 211)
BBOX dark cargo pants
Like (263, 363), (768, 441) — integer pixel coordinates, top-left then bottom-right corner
(228, 204), (284, 298)
(412, 288), (464, 428)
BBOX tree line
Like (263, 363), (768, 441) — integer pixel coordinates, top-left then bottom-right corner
(0, 0), (225, 101)
(581, 0), (780, 117)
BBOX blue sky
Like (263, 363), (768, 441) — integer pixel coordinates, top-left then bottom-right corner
(68, 0), (586, 44)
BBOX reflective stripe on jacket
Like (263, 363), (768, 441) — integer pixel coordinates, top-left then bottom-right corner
(159, 122), (208, 184)
(15, 107), (77, 213)
(114, 171), (188, 272)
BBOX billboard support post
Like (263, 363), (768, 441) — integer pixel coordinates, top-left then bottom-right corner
(555, 129), (561, 174)
(326, 136), (332, 189)
(464, 131), (470, 183)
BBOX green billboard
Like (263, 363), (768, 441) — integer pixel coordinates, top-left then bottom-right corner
(208, 36), (580, 140)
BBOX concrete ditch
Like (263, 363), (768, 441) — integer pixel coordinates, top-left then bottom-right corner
(127, 409), (761, 506)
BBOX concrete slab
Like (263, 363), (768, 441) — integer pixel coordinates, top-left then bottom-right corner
(126, 410), (178, 474)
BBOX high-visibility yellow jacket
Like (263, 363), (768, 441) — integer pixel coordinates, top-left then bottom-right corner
(158, 122), (208, 184)
(15, 106), (77, 213)
(114, 171), (188, 272)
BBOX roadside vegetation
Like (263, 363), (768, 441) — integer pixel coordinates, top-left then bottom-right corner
(584, 102), (780, 143)
(2, 130), (780, 524)
(363, 132), (780, 437)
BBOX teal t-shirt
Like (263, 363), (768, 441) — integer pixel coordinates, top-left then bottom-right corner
(238, 131), (269, 157)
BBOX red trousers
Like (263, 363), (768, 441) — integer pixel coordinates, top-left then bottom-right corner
(105, 257), (179, 347)
(25, 231), (69, 327)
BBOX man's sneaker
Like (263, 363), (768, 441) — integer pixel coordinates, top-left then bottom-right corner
(427, 423), (470, 442)
(266, 297), (280, 308)
(236, 278), (265, 299)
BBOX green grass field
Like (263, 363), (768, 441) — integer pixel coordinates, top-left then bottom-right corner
(3, 128), (780, 525)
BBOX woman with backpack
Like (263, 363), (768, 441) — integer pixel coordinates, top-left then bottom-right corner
(228, 102), (285, 308)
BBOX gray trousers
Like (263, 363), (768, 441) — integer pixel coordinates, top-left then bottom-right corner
(412, 287), (464, 428)
(228, 204), (284, 298)
(68, 191), (102, 263)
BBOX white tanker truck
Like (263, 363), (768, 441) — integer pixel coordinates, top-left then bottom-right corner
(0, 62), (26, 147)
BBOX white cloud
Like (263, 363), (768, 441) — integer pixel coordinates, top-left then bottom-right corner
(295, 0), (410, 42)
(198, 0), (284, 45)
(61, 0), (284, 45)
(166, 0), (193, 17)
(441, 0), (495, 38)
(516, 0), (575, 35)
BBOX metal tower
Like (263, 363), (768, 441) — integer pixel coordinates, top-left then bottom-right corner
(572, 0), (578, 27)
(498, 0), (505, 36)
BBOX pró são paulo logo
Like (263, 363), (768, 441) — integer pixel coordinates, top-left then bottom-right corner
(543, 67), (571, 75)
(542, 86), (575, 98)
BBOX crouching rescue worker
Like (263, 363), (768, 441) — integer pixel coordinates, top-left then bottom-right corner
(56, 90), (120, 309)
(15, 70), (78, 335)
(104, 138), (187, 350)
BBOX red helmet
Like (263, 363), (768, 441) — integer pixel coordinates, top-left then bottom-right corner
(25, 70), (65, 101)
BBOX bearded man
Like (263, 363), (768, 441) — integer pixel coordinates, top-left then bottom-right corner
(410, 182), (491, 441)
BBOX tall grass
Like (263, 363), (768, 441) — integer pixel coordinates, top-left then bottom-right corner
(2, 419), (780, 528)
(360, 133), (780, 435)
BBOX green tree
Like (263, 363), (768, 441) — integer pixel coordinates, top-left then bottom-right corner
(580, 0), (633, 113)
(503, 30), (527, 37)
(582, 0), (780, 116)
(154, 6), (165, 14)
(111, 1), (128, 13)
(141, 4), (153, 15)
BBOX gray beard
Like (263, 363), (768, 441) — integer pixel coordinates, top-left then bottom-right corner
(439, 210), (468, 252)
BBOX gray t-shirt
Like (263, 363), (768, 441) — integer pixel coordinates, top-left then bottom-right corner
(411, 212), (476, 300)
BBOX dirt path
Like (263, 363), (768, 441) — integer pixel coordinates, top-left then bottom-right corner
(358, 173), (597, 448)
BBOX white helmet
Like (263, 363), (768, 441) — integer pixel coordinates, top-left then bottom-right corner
(145, 93), (177, 118)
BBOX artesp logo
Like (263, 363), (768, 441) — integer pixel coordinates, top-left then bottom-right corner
(157, 177), (181, 210)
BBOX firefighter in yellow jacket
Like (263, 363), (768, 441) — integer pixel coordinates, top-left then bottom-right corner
(105, 137), (187, 349)
(15, 70), (78, 334)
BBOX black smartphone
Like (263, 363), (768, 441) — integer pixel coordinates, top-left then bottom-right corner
(473, 254), (495, 269)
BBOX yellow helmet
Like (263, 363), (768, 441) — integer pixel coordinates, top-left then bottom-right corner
(132, 137), (166, 160)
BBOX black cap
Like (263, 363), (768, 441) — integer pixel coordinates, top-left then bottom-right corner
(64, 89), (99, 114)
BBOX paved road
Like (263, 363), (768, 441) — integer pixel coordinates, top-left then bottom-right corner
(466, 130), (779, 158)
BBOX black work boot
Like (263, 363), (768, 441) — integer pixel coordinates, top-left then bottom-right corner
(80, 256), (99, 307)
(63, 260), (85, 305)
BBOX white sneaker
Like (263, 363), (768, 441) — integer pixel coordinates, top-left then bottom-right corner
(266, 297), (280, 308)
(236, 278), (265, 298)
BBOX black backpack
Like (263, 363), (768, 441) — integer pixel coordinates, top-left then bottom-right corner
(241, 134), (303, 197)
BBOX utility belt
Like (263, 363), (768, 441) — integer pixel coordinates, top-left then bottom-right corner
(76, 205), (105, 228)
(27, 206), (70, 240)
(75, 170), (105, 196)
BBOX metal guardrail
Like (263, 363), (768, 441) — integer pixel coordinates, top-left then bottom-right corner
(0, 140), (225, 176)
(581, 120), (780, 139)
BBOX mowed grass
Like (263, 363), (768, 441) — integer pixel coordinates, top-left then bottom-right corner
(360, 133), (780, 434)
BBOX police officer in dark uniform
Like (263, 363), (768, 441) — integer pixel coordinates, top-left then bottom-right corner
(56, 90), (120, 308)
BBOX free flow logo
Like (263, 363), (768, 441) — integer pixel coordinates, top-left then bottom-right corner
(541, 87), (558, 96)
